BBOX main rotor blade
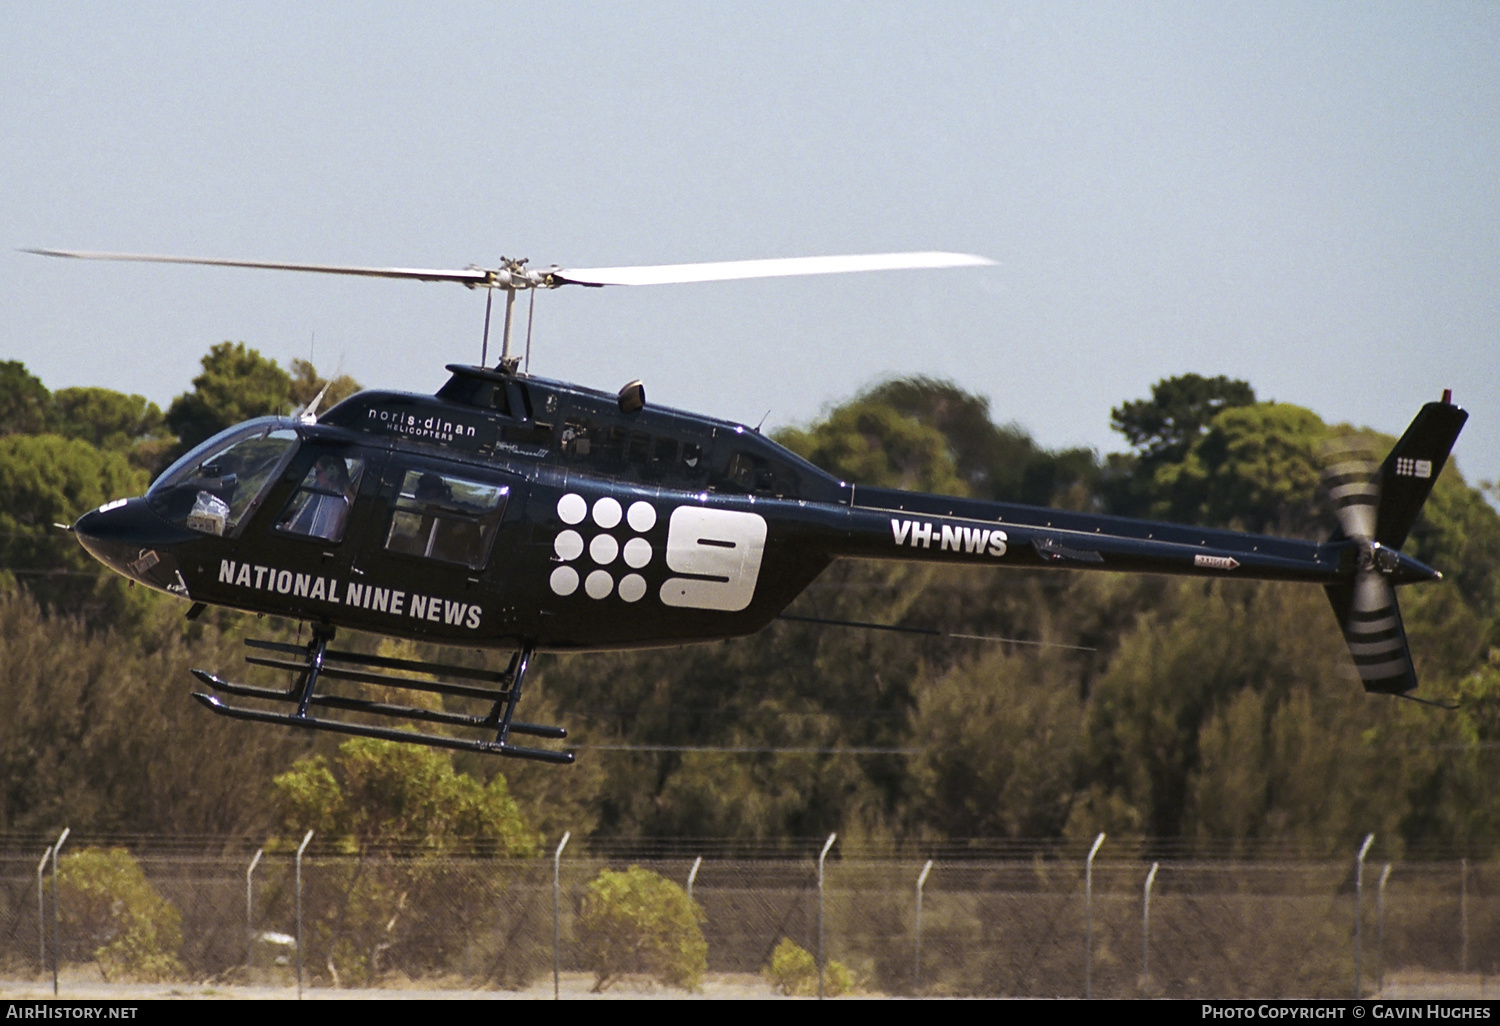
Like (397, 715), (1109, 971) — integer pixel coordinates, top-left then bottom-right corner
(25, 247), (995, 290)
(23, 248), (492, 286)
(552, 251), (995, 287)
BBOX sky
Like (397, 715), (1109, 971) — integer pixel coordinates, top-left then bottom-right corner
(5, 2), (1498, 491)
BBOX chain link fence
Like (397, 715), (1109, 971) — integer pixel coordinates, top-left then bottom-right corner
(0, 840), (1493, 997)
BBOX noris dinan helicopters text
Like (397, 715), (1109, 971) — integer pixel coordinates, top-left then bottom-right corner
(27, 247), (1467, 765)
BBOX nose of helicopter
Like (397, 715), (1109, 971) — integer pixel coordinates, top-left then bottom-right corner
(73, 497), (182, 585)
(74, 498), (142, 576)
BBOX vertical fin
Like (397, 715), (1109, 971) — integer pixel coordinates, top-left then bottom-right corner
(1374, 398), (1467, 549)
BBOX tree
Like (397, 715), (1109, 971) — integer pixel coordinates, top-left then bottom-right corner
(1111, 373), (1257, 464)
(57, 847), (184, 982)
(164, 342), (294, 457)
(289, 358), (362, 411)
(0, 361), (51, 436)
(863, 377), (1101, 506)
(274, 737), (539, 985)
(0, 433), (150, 617)
(578, 865), (707, 991)
(51, 387), (171, 471)
(1151, 402), (1329, 534)
(276, 736), (539, 856)
(778, 400), (966, 495)
(765, 937), (853, 996)
(910, 647), (1083, 839)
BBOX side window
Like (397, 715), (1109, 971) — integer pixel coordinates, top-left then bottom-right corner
(276, 455), (365, 543)
(560, 419), (594, 459)
(383, 470), (508, 570)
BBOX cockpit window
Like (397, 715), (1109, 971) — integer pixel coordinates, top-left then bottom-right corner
(146, 419), (300, 536)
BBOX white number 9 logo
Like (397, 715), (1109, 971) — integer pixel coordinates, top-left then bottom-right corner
(660, 507), (767, 612)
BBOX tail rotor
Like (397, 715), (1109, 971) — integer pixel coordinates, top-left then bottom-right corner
(1321, 393), (1467, 695)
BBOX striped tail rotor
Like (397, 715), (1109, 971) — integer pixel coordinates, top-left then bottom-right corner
(1321, 393), (1467, 696)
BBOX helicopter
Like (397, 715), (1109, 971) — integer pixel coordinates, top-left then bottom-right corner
(28, 247), (1468, 765)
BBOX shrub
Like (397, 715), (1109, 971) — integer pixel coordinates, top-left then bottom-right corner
(578, 865), (707, 991)
(765, 937), (853, 997)
(56, 847), (184, 982)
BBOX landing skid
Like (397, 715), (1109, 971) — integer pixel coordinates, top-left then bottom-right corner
(190, 629), (574, 764)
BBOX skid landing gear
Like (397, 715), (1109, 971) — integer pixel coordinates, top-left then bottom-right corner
(190, 628), (573, 764)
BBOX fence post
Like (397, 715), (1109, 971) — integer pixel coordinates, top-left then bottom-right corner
(295, 829), (313, 999)
(35, 844), (52, 974)
(1460, 857), (1469, 974)
(687, 855), (702, 903)
(1378, 862), (1392, 993)
(1085, 832), (1104, 999)
(246, 847), (264, 973)
(914, 859), (933, 994)
(553, 831), (570, 1000)
(1142, 861), (1159, 991)
(817, 833), (836, 1000)
(1355, 833), (1374, 998)
(50, 827), (69, 997)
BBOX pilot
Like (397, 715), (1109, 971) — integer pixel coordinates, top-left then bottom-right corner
(286, 456), (352, 541)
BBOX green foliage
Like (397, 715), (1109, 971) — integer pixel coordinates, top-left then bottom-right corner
(51, 387), (171, 471)
(862, 377), (1101, 506)
(1068, 581), (1349, 841)
(0, 592), (320, 835)
(274, 738), (539, 987)
(275, 737), (539, 855)
(578, 865), (707, 991)
(57, 847), (184, 982)
(164, 342), (294, 457)
(290, 357), (362, 411)
(911, 647), (1083, 839)
(0, 361), (53, 435)
(0, 356), (1496, 866)
(1112, 373), (1257, 464)
(779, 377), (1101, 507)
(779, 400), (967, 495)
(1155, 403), (1329, 534)
(0, 433), (151, 617)
(764, 937), (853, 996)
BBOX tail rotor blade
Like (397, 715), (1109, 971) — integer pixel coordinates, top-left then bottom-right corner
(1321, 439), (1380, 542)
(1327, 571), (1415, 694)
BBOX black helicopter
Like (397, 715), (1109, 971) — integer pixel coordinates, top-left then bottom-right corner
(29, 247), (1468, 765)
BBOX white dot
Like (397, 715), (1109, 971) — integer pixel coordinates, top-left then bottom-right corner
(554, 530), (584, 561)
(623, 537), (653, 568)
(557, 493), (587, 525)
(590, 534), (620, 565)
(549, 566), (579, 596)
(592, 496), (622, 528)
(618, 574), (647, 603)
(627, 501), (657, 532)
(585, 569), (613, 599)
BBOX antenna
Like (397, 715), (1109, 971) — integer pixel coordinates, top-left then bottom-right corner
(525, 289), (537, 374)
(481, 286), (494, 366)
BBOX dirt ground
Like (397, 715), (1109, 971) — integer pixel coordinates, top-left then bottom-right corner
(1, 969), (1493, 1000)
(0, 970), (794, 1000)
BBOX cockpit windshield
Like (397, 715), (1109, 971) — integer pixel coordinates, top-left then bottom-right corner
(147, 418), (300, 536)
